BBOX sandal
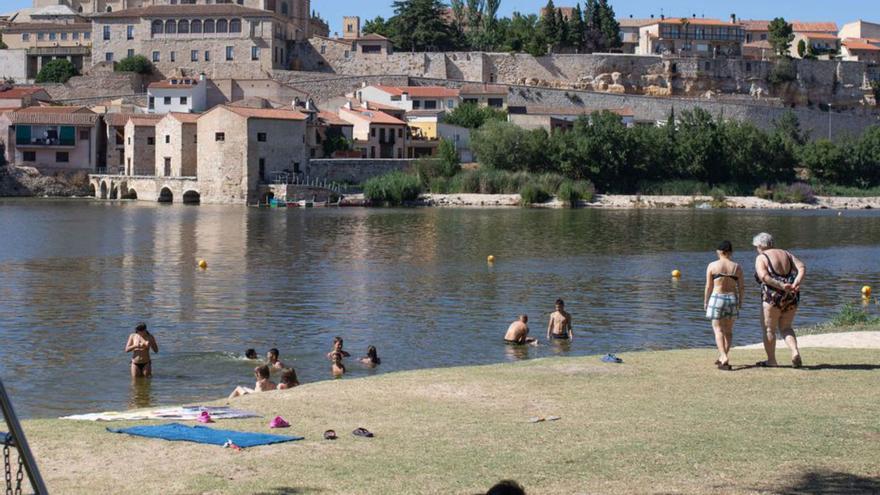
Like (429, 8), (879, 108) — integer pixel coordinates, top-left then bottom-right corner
(792, 356), (803, 368)
(717, 362), (732, 371)
(352, 427), (374, 438)
(323, 430), (337, 440)
(755, 361), (776, 368)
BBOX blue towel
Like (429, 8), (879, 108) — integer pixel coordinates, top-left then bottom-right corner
(108, 423), (303, 448)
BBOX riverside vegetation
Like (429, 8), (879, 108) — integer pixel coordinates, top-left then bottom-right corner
(364, 108), (880, 207)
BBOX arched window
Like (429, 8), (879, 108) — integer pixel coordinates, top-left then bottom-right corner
(77, 5), (83, 12)
(266, 0), (276, 11)
(165, 19), (176, 34)
(280, 2), (288, 15)
(190, 19), (202, 33)
(178, 19), (189, 33)
(229, 18), (241, 33)
(151, 20), (164, 34)
(216, 19), (228, 33)
(204, 19), (215, 33)
(106, 6), (112, 11)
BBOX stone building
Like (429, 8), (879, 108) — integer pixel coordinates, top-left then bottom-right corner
(122, 114), (157, 175)
(841, 38), (880, 63)
(0, 86), (52, 109)
(4, 105), (100, 172)
(839, 20), (880, 40)
(617, 18), (654, 54)
(791, 32), (841, 59)
(309, 110), (353, 158)
(89, 4), (307, 77)
(355, 85), (459, 113)
(337, 101), (407, 159)
(460, 83), (508, 109)
(196, 105), (307, 203)
(638, 17), (745, 57)
(154, 111), (198, 177)
(508, 106), (635, 133)
(147, 75), (207, 113)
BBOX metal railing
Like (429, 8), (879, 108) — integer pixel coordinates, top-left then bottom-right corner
(1, 379), (48, 494)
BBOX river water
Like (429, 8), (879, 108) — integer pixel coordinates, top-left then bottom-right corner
(1, 200), (879, 418)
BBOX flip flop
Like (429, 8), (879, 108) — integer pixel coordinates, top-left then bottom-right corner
(352, 427), (374, 438)
(717, 363), (732, 371)
(792, 356), (803, 368)
(529, 416), (561, 423)
(323, 430), (337, 440)
(601, 354), (623, 364)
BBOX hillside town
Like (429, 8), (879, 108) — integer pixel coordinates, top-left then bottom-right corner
(0, 0), (879, 204)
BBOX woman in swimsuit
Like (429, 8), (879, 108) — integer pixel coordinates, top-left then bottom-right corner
(704, 241), (745, 370)
(753, 232), (807, 368)
(360, 346), (382, 367)
(125, 323), (158, 378)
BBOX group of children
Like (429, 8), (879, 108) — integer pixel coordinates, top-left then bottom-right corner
(123, 324), (383, 399)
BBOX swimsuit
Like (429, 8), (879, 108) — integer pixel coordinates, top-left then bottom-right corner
(707, 265), (740, 320)
(755, 252), (800, 312)
(132, 361), (151, 371)
(550, 333), (570, 340)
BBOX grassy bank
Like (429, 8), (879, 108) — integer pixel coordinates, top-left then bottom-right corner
(20, 337), (880, 494)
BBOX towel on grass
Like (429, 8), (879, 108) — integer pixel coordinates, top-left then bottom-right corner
(63, 406), (259, 422)
(108, 423), (303, 448)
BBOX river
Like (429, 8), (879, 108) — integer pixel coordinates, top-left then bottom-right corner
(1, 199), (878, 418)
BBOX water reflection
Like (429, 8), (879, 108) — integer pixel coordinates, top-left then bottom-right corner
(1, 201), (879, 417)
(504, 344), (531, 361)
(128, 378), (154, 410)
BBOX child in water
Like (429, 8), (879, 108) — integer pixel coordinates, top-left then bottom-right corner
(360, 346), (381, 367)
(266, 348), (285, 369)
(278, 368), (299, 389)
(125, 323), (158, 378)
(331, 352), (346, 378)
(326, 336), (351, 360)
(245, 349), (258, 360)
(228, 365), (277, 399)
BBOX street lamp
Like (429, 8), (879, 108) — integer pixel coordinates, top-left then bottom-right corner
(828, 103), (833, 140)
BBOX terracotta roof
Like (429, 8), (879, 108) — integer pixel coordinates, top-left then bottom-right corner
(93, 4), (280, 19)
(339, 107), (406, 125)
(659, 18), (739, 27)
(11, 105), (98, 125)
(317, 111), (352, 126)
(355, 33), (389, 42)
(372, 85), (460, 98)
(460, 83), (508, 95)
(511, 106), (634, 118)
(220, 106), (307, 121)
(617, 18), (656, 28)
(0, 86), (49, 99)
(104, 112), (161, 127)
(800, 32), (839, 41)
(1, 22), (90, 32)
(128, 116), (159, 127)
(167, 112), (201, 123)
(740, 20), (770, 31)
(843, 38), (880, 51)
(792, 21), (838, 33)
(148, 78), (202, 90)
(362, 100), (401, 111)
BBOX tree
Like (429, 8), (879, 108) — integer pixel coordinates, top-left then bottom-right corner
(35, 59), (78, 83)
(540, 0), (558, 53)
(115, 55), (153, 74)
(472, 120), (546, 171)
(390, 0), (459, 51)
(597, 0), (621, 50)
(556, 9), (569, 49)
(566, 3), (586, 51)
(443, 103), (507, 129)
(768, 17), (794, 57)
(0, 34), (7, 50)
(797, 39), (806, 58)
(872, 81), (880, 106)
(322, 134), (351, 157)
(437, 139), (462, 177)
(363, 16), (396, 39)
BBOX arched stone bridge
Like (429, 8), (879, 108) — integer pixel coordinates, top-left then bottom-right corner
(88, 175), (201, 204)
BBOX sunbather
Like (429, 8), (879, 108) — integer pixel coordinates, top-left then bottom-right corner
(360, 346), (381, 367)
(228, 365), (277, 399)
(278, 368), (299, 389)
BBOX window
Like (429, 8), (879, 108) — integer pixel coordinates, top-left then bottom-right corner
(371, 128), (376, 137)
(191, 20), (202, 33)
(215, 132), (225, 141)
(281, 2), (288, 14)
(49, 32), (56, 41)
(178, 20), (189, 34)
(746, 62), (752, 72)
(424, 100), (437, 110)
(204, 19), (215, 33)
(398, 128), (403, 138)
(152, 51), (160, 62)
(105, 52), (114, 62)
(344, 50), (350, 59)
(258, 158), (265, 181)
(170, 51), (176, 62)
(487, 98), (504, 108)
(225, 46), (233, 60)
(56, 152), (69, 163)
(180, 97), (187, 105)
(127, 49), (134, 58)
(447, 99), (455, 108)
(84, 32), (90, 40)
(164, 157), (171, 176)
(164, 97), (171, 105)
(148, 97), (155, 109)
(251, 46), (259, 60)
(191, 50), (198, 61)
(704, 61), (711, 70)
(147, 137), (155, 145)
(79, 130), (89, 140)
(103, 26), (110, 40)
(217, 19), (228, 33)
(165, 134), (170, 144)
(152, 20), (164, 34)
(61, 32), (67, 41)
(204, 50), (211, 61)
(165, 20), (176, 34)
(320, 45), (326, 54)
(127, 25), (134, 40)
(72, 32), (79, 40)
(37, 32), (45, 40)
(257, 132), (267, 142)
(229, 19), (241, 33)
(127, 137), (131, 145)
(21, 33), (29, 41)
(23, 151), (36, 162)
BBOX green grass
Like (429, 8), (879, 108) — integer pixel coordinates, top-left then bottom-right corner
(18, 341), (880, 494)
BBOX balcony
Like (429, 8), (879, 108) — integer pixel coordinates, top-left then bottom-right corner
(15, 125), (76, 148)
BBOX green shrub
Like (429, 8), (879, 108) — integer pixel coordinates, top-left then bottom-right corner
(114, 55), (153, 74)
(556, 180), (595, 206)
(709, 187), (727, 207)
(754, 185), (774, 200)
(829, 303), (880, 326)
(363, 171), (423, 206)
(35, 59), (78, 83)
(639, 180), (711, 196)
(772, 182), (816, 204)
(768, 58), (797, 85)
(810, 182), (880, 197)
(442, 103), (507, 129)
(519, 184), (550, 206)
(428, 176), (450, 193)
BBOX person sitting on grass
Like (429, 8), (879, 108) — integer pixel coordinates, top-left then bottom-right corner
(331, 352), (346, 378)
(266, 348), (285, 370)
(360, 345), (381, 367)
(504, 315), (537, 346)
(228, 365), (276, 399)
(326, 336), (351, 360)
(278, 368), (299, 389)
(486, 480), (526, 495)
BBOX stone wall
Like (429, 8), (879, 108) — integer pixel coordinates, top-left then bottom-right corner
(40, 73), (147, 103)
(0, 50), (28, 82)
(271, 71), (409, 103)
(305, 158), (412, 184)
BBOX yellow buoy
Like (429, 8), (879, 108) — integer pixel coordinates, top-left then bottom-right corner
(198, 259), (208, 269)
(862, 286), (872, 297)
(487, 255), (496, 263)
(671, 269), (682, 278)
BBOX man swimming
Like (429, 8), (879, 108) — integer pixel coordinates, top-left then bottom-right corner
(125, 323), (158, 378)
(547, 299), (573, 342)
(504, 315), (537, 345)
(266, 348), (285, 369)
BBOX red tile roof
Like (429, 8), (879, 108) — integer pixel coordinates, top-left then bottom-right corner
(221, 106), (307, 121)
(800, 32), (839, 41)
(659, 18), (738, 27)
(362, 100), (402, 112)
(740, 20), (770, 31)
(317, 111), (352, 126)
(339, 107), (406, 125)
(617, 18), (657, 28)
(460, 83), (508, 95)
(128, 116), (159, 127)
(11, 106), (98, 125)
(105, 112), (161, 127)
(167, 112), (201, 124)
(372, 85), (460, 98)
(792, 21), (838, 33)
(843, 39), (880, 51)
(0, 86), (49, 99)
(356, 33), (390, 41)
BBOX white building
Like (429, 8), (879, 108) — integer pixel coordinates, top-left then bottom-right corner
(147, 76), (208, 114)
(355, 85), (459, 113)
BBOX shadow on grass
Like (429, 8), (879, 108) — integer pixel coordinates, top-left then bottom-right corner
(732, 363), (880, 372)
(767, 470), (880, 494)
(253, 488), (326, 495)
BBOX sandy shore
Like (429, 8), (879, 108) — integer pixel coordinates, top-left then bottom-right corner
(737, 331), (880, 350)
(346, 193), (880, 209)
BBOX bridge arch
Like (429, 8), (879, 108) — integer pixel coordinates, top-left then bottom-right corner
(100, 181), (108, 199)
(109, 184), (118, 200)
(158, 187), (174, 203)
(182, 190), (201, 205)
(88, 184), (96, 197)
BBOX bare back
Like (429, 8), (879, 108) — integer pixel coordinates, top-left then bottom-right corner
(708, 259), (742, 294)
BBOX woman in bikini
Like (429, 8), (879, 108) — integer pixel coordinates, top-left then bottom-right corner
(753, 232), (807, 368)
(125, 323), (158, 378)
(704, 241), (745, 370)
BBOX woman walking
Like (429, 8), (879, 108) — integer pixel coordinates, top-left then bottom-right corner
(753, 233), (806, 368)
(705, 241), (745, 370)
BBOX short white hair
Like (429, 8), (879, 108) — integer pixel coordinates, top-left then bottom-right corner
(752, 233), (774, 249)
